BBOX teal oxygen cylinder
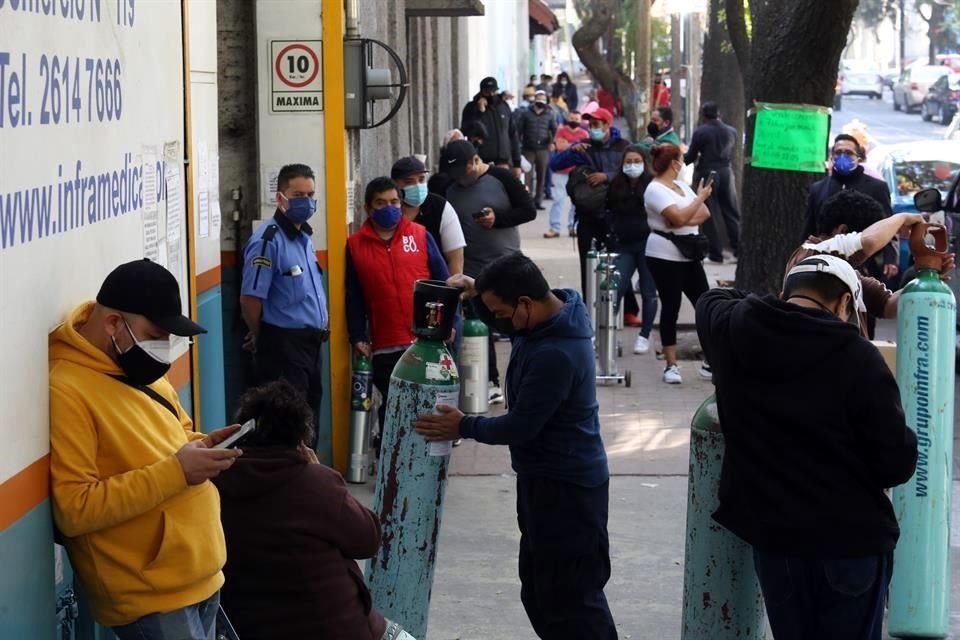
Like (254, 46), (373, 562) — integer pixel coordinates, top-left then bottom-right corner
(888, 224), (957, 638)
(366, 280), (461, 639)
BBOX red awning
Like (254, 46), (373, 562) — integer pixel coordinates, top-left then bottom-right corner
(529, 0), (560, 36)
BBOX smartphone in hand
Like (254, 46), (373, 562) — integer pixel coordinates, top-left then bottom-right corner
(706, 170), (718, 188)
(472, 209), (488, 220)
(214, 419), (256, 450)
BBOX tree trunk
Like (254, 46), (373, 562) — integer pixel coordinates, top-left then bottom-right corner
(572, 0), (641, 139)
(670, 13), (683, 135)
(725, 0), (752, 105)
(701, 0), (745, 193)
(734, 0), (858, 293)
(635, 0), (653, 124)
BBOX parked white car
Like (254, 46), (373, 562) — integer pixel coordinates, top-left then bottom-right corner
(841, 69), (884, 99)
(893, 64), (950, 113)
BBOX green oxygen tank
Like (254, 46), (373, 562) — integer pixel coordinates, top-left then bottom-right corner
(888, 224), (957, 638)
(347, 354), (373, 483)
(681, 394), (767, 639)
(367, 280), (461, 639)
(459, 305), (489, 415)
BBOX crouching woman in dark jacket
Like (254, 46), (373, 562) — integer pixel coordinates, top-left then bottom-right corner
(607, 144), (659, 355)
(214, 380), (415, 640)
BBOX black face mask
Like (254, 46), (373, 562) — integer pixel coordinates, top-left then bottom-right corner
(491, 301), (531, 338)
(647, 122), (662, 138)
(566, 121), (580, 129)
(112, 322), (171, 385)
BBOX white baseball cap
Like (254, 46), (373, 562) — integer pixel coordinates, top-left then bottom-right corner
(785, 254), (866, 313)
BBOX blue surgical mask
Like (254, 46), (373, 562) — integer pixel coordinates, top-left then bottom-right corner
(282, 195), (317, 224)
(589, 127), (605, 142)
(623, 164), (644, 179)
(402, 183), (428, 207)
(833, 153), (857, 175)
(371, 205), (402, 229)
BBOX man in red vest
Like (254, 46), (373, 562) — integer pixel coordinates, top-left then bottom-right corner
(346, 177), (451, 451)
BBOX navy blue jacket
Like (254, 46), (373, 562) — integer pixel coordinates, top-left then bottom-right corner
(549, 126), (629, 180)
(459, 289), (609, 487)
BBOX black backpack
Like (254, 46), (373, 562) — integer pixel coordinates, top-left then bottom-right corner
(566, 150), (608, 219)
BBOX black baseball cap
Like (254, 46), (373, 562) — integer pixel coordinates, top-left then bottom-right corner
(480, 77), (499, 92)
(391, 156), (427, 180)
(96, 259), (207, 336)
(439, 140), (477, 179)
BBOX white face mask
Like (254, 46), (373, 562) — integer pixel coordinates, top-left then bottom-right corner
(124, 319), (173, 364)
(623, 164), (644, 178)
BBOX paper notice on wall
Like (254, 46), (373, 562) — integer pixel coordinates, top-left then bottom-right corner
(198, 191), (210, 239)
(142, 148), (159, 261)
(165, 164), (183, 244)
(197, 141), (210, 193)
(263, 167), (280, 205)
(165, 159), (183, 282)
(210, 155), (221, 236)
(210, 155), (220, 203)
(429, 389), (460, 457)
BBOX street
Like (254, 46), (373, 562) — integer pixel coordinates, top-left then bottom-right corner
(832, 90), (951, 146)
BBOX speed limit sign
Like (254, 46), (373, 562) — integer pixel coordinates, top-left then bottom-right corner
(270, 40), (324, 112)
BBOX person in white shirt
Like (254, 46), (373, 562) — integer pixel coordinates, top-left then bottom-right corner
(643, 143), (713, 385)
(392, 156), (466, 275)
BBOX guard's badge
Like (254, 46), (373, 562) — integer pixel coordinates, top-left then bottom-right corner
(252, 256), (272, 268)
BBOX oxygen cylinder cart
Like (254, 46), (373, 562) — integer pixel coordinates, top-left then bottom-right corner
(595, 252), (624, 358)
(888, 224), (957, 638)
(367, 280), (461, 639)
(459, 307), (489, 415)
(347, 354), (374, 483)
(595, 262), (631, 387)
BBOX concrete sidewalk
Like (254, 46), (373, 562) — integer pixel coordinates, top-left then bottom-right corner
(350, 200), (960, 639)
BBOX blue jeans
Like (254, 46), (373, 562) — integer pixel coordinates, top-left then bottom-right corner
(752, 550), (892, 640)
(615, 240), (658, 338)
(112, 591), (220, 640)
(548, 173), (575, 232)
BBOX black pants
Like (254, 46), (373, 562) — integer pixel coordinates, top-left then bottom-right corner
(255, 323), (325, 448)
(372, 349), (405, 441)
(753, 549), (893, 640)
(488, 332), (501, 385)
(696, 166), (741, 260)
(517, 476), (617, 640)
(576, 215), (611, 296)
(524, 149), (551, 206)
(646, 257), (709, 347)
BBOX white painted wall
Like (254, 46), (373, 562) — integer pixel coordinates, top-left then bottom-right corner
(0, 0), (191, 482)
(466, 0), (529, 100)
(254, 0), (327, 250)
(188, 0), (222, 277)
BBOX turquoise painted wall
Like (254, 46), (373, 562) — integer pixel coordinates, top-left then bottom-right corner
(197, 287), (227, 433)
(221, 256), (335, 464)
(0, 501), (55, 639)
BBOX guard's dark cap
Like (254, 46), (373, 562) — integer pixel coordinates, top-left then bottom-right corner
(439, 140), (477, 179)
(96, 259), (207, 336)
(480, 76), (499, 91)
(391, 156), (427, 179)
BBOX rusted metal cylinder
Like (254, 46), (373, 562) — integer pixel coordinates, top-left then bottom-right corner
(681, 394), (767, 640)
(367, 284), (460, 639)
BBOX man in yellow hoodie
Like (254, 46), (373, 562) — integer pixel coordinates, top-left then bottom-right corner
(49, 259), (243, 640)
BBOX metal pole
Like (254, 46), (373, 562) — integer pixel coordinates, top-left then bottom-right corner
(670, 13), (683, 137)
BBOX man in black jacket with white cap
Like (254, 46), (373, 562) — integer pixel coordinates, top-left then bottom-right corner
(461, 76), (522, 176)
(695, 254), (918, 640)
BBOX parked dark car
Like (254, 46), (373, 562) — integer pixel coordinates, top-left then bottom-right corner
(921, 72), (960, 123)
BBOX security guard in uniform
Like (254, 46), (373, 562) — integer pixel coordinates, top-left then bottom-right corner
(240, 163), (329, 448)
